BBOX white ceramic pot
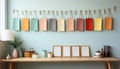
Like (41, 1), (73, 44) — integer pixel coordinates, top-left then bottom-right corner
(95, 52), (101, 56)
(12, 48), (18, 58)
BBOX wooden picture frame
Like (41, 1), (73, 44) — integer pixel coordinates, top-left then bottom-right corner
(71, 46), (80, 57)
(62, 46), (71, 57)
(81, 46), (90, 57)
(53, 46), (62, 57)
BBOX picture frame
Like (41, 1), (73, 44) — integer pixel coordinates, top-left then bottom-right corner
(62, 46), (71, 57)
(81, 46), (90, 57)
(53, 46), (62, 57)
(71, 46), (80, 57)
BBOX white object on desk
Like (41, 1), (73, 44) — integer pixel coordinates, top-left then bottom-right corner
(32, 54), (39, 58)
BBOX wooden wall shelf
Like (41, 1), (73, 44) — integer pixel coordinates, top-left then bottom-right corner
(0, 57), (119, 69)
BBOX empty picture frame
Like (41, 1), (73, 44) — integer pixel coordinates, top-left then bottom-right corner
(81, 46), (90, 57)
(53, 46), (62, 57)
(71, 46), (80, 57)
(62, 46), (71, 57)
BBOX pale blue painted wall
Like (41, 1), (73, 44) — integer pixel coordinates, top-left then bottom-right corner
(7, 0), (120, 69)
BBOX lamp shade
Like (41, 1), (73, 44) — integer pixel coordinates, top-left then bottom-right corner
(0, 29), (14, 41)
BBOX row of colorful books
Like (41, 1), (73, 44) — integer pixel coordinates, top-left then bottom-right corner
(12, 17), (112, 32)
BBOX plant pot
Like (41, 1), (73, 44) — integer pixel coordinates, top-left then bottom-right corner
(12, 48), (18, 58)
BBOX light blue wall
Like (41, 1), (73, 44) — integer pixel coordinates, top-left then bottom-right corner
(7, 0), (120, 69)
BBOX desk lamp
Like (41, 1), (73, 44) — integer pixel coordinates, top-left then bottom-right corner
(0, 29), (14, 59)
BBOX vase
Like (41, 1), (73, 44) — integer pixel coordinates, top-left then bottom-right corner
(12, 48), (18, 58)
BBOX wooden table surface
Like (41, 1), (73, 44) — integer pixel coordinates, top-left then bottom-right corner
(0, 57), (119, 62)
(0, 57), (119, 69)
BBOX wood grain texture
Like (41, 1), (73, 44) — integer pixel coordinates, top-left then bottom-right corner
(106, 62), (111, 69)
(0, 57), (119, 62)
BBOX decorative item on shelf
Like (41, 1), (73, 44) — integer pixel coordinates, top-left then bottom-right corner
(47, 52), (53, 58)
(81, 46), (90, 57)
(52, 45), (92, 58)
(32, 53), (39, 58)
(62, 46), (71, 57)
(41, 50), (47, 58)
(93, 50), (103, 58)
(23, 48), (35, 58)
(104, 45), (111, 57)
(53, 46), (62, 57)
(8, 37), (23, 58)
(71, 46), (80, 57)
(6, 54), (12, 59)
(12, 48), (18, 58)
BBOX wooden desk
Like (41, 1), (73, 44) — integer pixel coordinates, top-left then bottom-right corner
(0, 57), (119, 69)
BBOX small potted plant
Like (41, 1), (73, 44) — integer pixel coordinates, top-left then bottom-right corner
(9, 37), (23, 58)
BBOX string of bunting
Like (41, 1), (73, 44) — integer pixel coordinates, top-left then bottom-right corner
(12, 6), (115, 32)
(12, 5), (116, 16)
